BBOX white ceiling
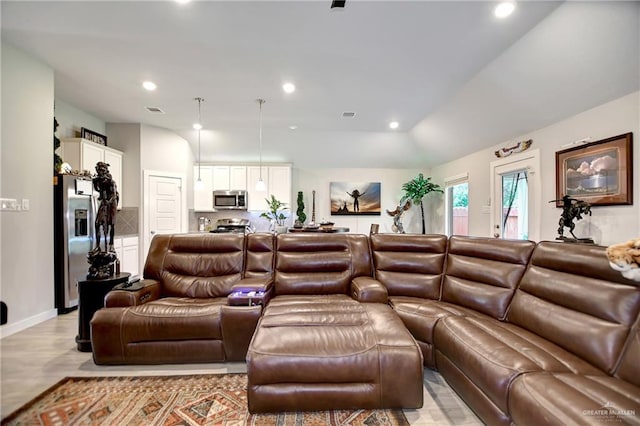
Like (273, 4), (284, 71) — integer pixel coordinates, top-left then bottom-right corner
(2, 1), (638, 168)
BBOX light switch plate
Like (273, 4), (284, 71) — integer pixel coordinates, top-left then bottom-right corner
(22, 199), (30, 211)
(0, 198), (19, 211)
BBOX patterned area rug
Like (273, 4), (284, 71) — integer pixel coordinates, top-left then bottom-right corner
(2, 374), (409, 425)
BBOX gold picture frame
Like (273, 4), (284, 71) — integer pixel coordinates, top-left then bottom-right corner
(555, 132), (633, 207)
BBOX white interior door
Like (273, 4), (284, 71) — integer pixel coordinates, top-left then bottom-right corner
(490, 149), (540, 241)
(143, 171), (186, 265)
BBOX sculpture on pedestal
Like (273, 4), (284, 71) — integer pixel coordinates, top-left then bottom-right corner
(386, 199), (411, 233)
(87, 161), (120, 279)
(549, 195), (593, 243)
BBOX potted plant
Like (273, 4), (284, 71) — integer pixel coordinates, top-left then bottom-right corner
(294, 191), (306, 228)
(260, 195), (289, 233)
(402, 173), (443, 234)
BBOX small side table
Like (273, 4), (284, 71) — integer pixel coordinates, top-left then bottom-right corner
(76, 272), (130, 352)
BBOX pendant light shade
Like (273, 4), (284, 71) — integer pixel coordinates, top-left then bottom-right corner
(194, 97), (205, 191)
(256, 98), (267, 191)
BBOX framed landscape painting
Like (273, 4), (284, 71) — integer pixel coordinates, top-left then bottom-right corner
(555, 132), (633, 207)
(330, 182), (381, 215)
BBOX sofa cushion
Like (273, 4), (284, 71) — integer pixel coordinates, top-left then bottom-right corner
(121, 297), (227, 342)
(509, 372), (640, 426)
(434, 315), (604, 414)
(274, 234), (372, 295)
(389, 296), (483, 367)
(143, 233), (245, 298)
(615, 316), (640, 387)
(442, 236), (535, 319)
(371, 234), (447, 299)
(244, 233), (275, 280)
(507, 242), (640, 374)
(390, 297), (484, 345)
(247, 295), (423, 412)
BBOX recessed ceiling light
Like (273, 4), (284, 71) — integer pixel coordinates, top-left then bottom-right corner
(389, 121), (399, 129)
(494, 2), (515, 18)
(282, 82), (296, 94)
(142, 81), (157, 91)
(175, 0), (191, 4)
(289, 125), (298, 130)
(193, 123), (202, 130)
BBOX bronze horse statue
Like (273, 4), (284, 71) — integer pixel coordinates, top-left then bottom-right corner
(550, 195), (591, 239)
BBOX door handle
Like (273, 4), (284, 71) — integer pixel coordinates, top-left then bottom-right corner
(150, 230), (156, 235)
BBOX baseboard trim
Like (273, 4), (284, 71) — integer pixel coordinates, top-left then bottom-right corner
(0, 309), (58, 339)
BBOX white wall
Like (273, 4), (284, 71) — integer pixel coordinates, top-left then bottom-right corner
(429, 91), (640, 246)
(182, 127), (428, 169)
(140, 125), (193, 174)
(54, 99), (106, 139)
(140, 124), (194, 209)
(293, 168), (428, 235)
(1, 42), (56, 335)
(106, 123), (141, 207)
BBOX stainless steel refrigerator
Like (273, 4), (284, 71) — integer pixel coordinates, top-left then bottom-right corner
(54, 174), (96, 313)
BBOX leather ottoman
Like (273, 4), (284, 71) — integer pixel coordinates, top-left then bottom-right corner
(246, 295), (424, 413)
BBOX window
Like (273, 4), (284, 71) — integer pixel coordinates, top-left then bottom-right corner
(445, 173), (469, 236)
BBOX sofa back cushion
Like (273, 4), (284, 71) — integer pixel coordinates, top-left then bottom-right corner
(442, 236), (535, 319)
(371, 234), (447, 299)
(144, 233), (245, 298)
(274, 233), (372, 295)
(615, 315), (640, 386)
(244, 233), (275, 279)
(507, 242), (640, 374)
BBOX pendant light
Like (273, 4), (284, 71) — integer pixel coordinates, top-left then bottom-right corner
(193, 97), (205, 191)
(256, 98), (267, 191)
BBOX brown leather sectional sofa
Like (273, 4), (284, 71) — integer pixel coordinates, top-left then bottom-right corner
(91, 233), (274, 364)
(90, 232), (640, 424)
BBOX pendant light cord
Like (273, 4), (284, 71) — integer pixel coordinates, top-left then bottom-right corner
(257, 99), (265, 181)
(195, 97), (204, 182)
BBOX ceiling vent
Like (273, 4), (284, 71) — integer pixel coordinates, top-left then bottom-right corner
(145, 106), (165, 114)
(341, 111), (356, 118)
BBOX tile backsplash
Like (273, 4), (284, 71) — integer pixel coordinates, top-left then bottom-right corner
(188, 209), (288, 233)
(116, 207), (138, 236)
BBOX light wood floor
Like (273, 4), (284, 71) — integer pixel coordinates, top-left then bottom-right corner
(0, 311), (482, 425)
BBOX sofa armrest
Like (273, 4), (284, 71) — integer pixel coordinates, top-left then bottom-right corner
(104, 279), (161, 307)
(221, 305), (262, 361)
(351, 277), (388, 303)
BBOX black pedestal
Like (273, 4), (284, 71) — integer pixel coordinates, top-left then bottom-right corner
(76, 272), (131, 352)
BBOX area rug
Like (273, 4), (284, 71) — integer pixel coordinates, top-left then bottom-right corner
(1, 373), (410, 425)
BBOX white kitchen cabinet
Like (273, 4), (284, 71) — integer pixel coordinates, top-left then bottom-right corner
(247, 165), (291, 211)
(195, 163), (288, 212)
(60, 138), (123, 209)
(210, 165), (247, 191)
(103, 150), (122, 209)
(113, 236), (139, 277)
(247, 166), (269, 211)
(121, 236), (139, 277)
(268, 166), (292, 207)
(113, 237), (123, 265)
(229, 166), (247, 190)
(212, 166), (231, 190)
(193, 166), (214, 211)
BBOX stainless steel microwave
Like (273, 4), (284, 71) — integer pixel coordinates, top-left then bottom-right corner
(213, 190), (247, 210)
